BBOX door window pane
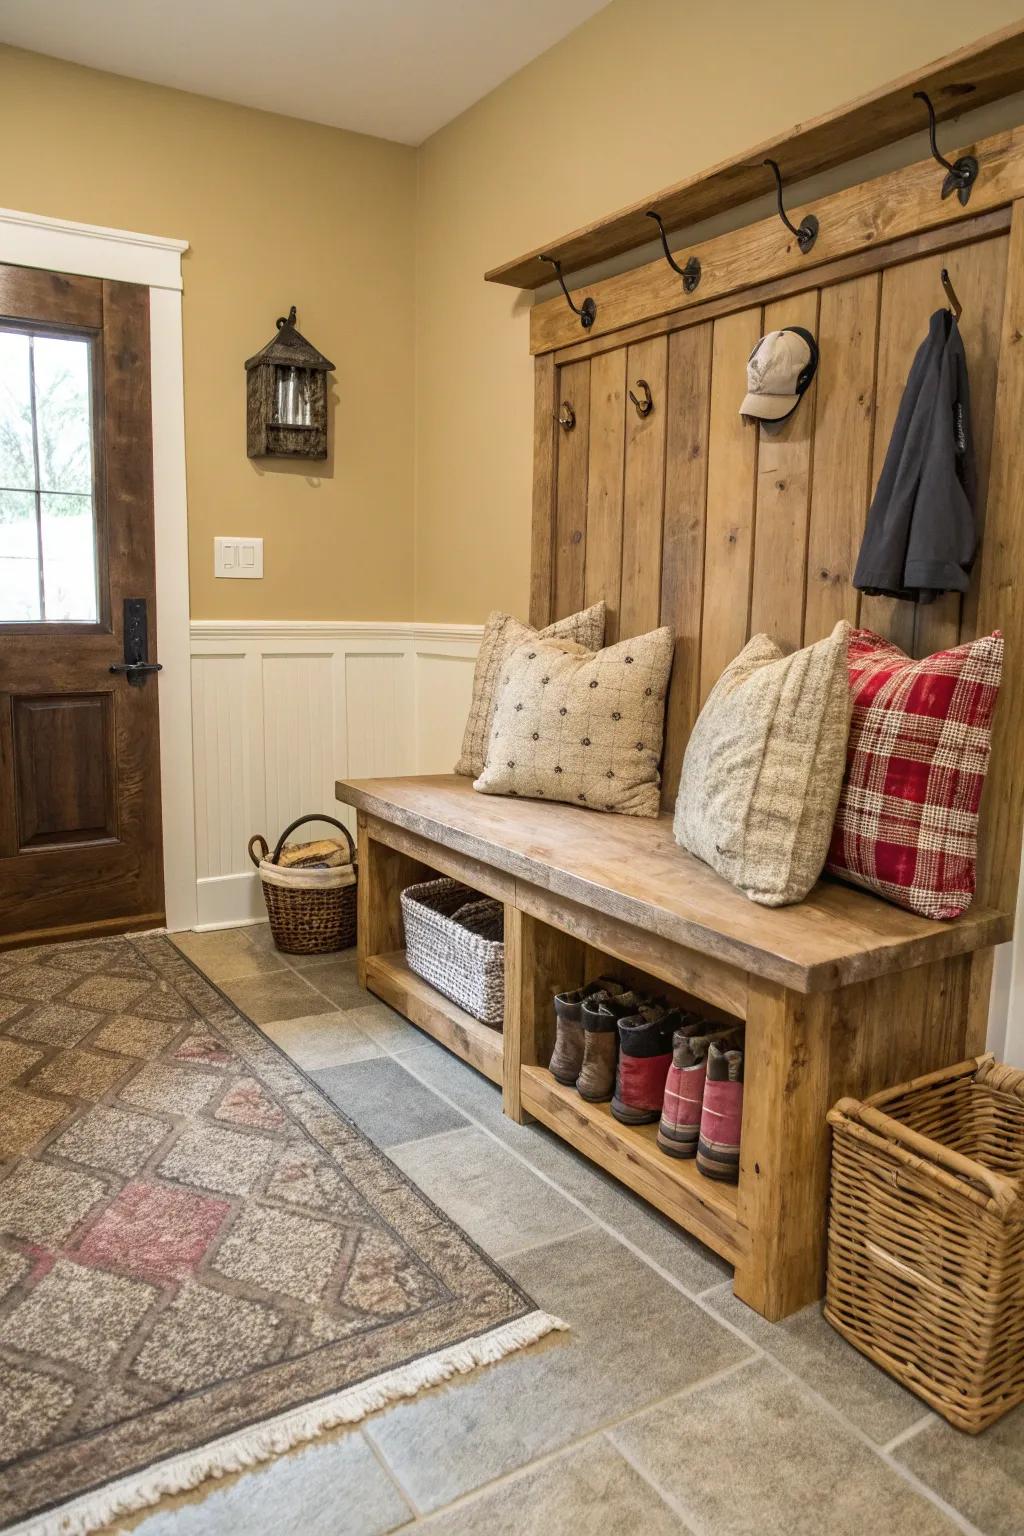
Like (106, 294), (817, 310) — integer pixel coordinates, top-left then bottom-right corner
(0, 328), (98, 621)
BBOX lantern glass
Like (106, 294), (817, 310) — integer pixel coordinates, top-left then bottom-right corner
(274, 367), (316, 427)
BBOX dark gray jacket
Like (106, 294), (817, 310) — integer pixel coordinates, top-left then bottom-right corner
(854, 308), (976, 604)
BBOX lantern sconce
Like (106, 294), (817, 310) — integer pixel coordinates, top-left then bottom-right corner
(245, 306), (335, 460)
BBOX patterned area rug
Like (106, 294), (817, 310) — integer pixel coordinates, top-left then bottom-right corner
(0, 934), (563, 1535)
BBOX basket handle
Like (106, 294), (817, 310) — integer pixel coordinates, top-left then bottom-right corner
(269, 814), (356, 867)
(831, 1097), (1021, 1219)
(247, 833), (270, 868)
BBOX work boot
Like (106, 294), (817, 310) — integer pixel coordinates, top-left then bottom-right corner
(576, 989), (646, 1102)
(696, 1044), (744, 1183)
(611, 1006), (679, 1124)
(548, 977), (622, 1085)
(657, 1021), (742, 1157)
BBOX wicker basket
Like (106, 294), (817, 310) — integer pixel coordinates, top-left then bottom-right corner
(826, 1054), (1024, 1434)
(247, 815), (357, 956)
(401, 878), (504, 1026)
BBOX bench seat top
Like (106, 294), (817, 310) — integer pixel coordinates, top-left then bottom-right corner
(336, 775), (1010, 993)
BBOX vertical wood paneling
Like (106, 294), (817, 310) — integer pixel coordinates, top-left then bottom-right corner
(803, 274), (880, 643)
(749, 291), (820, 651)
(583, 347), (626, 642)
(553, 358), (591, 619)
(923, 233), (1008, 651)
(530, 353), (558, 628)
(262, 654), (335, 843)
(700, 307), (761, 704)
(660, 323), (713, 807)
(191, 653), (249, 879)
(619, 335), (669, 640)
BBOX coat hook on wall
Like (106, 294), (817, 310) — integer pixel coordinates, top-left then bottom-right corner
(645, 211), (702, 293)
(941, 267), (963, 321)
(540, 255), (597, 330)
(763, 159), (819, 254)
(914, 91), (978, 206)
(556, 401), (576, 431)
(628, 379), (654, 418)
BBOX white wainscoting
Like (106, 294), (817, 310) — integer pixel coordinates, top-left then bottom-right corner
(189, 621), (481, 928)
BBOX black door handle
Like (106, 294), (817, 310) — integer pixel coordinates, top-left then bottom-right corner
(109, 661), (163, 688)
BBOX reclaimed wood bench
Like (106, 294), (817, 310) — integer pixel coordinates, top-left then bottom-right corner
(337, 773), (1010, 1321)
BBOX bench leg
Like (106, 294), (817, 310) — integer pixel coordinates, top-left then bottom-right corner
(734, 980), (832, 1321)
(355, 815), (429, 990)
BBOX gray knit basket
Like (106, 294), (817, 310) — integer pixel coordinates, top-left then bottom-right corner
(400, 877), (504, 1027)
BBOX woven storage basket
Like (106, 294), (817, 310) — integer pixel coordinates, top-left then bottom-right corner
(247, 815), (357, 956)
(401, 877), (504, 1027)
(826, 1053), (1024, 1434)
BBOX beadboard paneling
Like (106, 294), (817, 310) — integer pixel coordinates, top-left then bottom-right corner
(189, 622), (480, 927)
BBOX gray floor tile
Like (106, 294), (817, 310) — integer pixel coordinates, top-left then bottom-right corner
(703, 1283), (926, 1444)
(397, 1038), (730, 1292)
(390, 1126), (594, 1257)
(299, 958), (371, 1010)
(417, 1437), (685, 1534)
(348, 1001), (431, 1051)
(261, 1012), (384, 1070)
(895, 1403), (1024, 1536)
(610, 1357), (962, 1536)
(366, 1226), (750, 1513)
(130, 1428), (412, 1536)
(172, 928), (284, 983)
(312, 1057), (468, 1147)
(219, 971), (336, 1025)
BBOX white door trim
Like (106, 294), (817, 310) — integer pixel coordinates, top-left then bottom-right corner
(0, 206), (197, 930)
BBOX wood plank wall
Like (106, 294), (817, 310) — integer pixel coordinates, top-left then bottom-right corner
(530, 215), (1012, 869)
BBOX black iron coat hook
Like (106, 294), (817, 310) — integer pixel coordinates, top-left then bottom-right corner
(629, 379), (654, 418)
(914, 92), (978, 206)
(645, 211), (701, 293)
(540, 255), (596, 330)
(941, 268), (963, 322)
(764, 159), (819, 254)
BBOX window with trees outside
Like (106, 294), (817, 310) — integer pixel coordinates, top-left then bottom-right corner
(0, 329), (99, 623)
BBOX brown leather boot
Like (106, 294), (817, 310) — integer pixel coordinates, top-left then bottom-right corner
(548, 977), (622, 1085)
(576, 990), (646, 1102)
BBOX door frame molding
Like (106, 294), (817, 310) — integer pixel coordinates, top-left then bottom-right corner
(0, 205), (197, 930)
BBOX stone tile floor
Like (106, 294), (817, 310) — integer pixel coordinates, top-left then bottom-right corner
(113, 923), (1022, 1535)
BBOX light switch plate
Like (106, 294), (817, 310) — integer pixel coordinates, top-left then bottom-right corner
(215, 536), (263, 579)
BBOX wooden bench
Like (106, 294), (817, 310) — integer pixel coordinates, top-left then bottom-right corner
(337, 773), (1010, 1321)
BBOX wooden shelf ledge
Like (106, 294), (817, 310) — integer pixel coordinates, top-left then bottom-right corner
(486, 21), (1024, 290)
(365, 951), (504, 1086)
(521, 1065), (745, 1266)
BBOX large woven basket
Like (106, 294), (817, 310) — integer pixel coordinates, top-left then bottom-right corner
(826, 1054), (1024, 1433)
(247, 814), (357, 956)
(401, 877), (504, 1027)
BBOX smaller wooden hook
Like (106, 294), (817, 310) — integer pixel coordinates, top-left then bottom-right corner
(629, 379), (654, 418)
(556, 401), (576, 431)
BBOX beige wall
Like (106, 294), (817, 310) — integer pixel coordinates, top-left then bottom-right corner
(413, 0), (1024, 623)
(0, 46), (416, 620)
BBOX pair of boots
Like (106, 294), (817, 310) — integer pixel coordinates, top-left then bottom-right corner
(657, 1027), (744, 1183)
(549, 978), (679, 1124)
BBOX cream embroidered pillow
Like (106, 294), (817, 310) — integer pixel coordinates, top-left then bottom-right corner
(673, 622), (852, 905)
(455, 603), (606, 779)
(473, 627), (674, 818)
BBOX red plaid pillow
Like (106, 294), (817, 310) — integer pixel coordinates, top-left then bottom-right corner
(826, 628), (1003, 919)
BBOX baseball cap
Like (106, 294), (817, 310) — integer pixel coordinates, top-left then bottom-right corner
(740, 327), (819, 423)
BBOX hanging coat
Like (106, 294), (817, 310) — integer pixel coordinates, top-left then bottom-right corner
(854, 307), (976, 604)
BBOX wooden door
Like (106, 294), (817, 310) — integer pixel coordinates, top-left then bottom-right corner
(0, 264), (163, 946)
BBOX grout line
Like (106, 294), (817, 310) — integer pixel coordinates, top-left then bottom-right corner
(881, 1413), (936, 1455)
(489, 1218), (597, 1262)
(359, 1426), (422, 1524)
(607, 1430), (705, 1536)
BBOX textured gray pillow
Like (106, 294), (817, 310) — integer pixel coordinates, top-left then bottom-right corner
(455, 603), (606, 779)
(473, 627), (674, 818)
(673, 622), (851, 905)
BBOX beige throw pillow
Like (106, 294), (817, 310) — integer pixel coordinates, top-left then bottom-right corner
(673, 622), (851, 905)
(455, 603), (606, 779)
(473, 626), (674, 818)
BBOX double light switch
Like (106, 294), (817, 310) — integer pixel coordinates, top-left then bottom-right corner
(214, 536), (264, 579)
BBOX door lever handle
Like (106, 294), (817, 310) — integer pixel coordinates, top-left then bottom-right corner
(109, 661), (163, 688)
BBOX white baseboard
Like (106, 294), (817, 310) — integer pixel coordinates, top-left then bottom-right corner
(189, 619), (481, 929)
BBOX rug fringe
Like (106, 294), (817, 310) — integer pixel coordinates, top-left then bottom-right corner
(13, 1311), (567, 1536)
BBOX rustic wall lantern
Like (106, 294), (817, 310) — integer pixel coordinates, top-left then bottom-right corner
(245, 306), (335, 460)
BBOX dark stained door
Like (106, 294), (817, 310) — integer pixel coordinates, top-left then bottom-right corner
(0, 264), (163, 946)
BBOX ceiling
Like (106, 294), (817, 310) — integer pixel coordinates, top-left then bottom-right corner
(0, 0), (611, 145)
